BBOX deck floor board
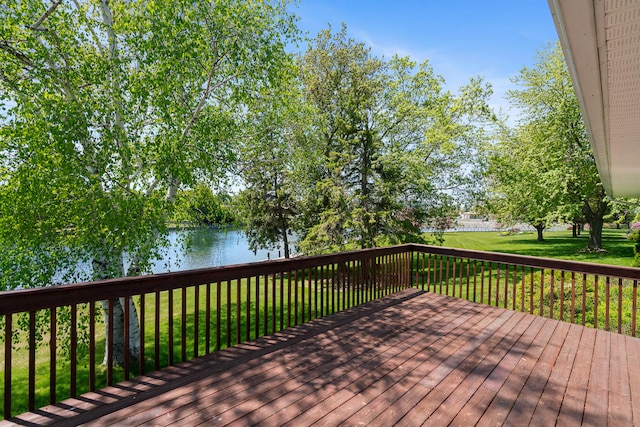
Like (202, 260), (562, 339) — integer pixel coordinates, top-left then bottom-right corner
(6, 288), (640, 427)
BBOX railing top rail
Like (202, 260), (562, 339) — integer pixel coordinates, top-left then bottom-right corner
(409, 244), (640, 280)
(3, 243), (639, 315)
(0, 244), (411, 315)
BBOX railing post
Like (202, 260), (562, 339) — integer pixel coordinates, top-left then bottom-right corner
(4, 313), (12, 419)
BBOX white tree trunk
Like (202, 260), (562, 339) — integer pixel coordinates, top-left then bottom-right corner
(101, 297), (141, 366)
(94, 254), (142, 367)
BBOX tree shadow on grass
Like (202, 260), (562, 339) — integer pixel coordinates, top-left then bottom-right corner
(487, 231), (634, 265)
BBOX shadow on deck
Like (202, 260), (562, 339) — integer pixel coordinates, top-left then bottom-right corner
(6, 288), (640, 426)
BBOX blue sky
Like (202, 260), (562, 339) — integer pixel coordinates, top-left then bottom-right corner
(290, 1), (559, 118)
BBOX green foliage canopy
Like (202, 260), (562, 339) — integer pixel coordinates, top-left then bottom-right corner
(486, 42), (609, 248)
(0, 0), (298, 288)
(293, 25), (493, 253)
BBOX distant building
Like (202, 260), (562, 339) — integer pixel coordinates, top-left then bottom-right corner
(459, 212), (483, 220)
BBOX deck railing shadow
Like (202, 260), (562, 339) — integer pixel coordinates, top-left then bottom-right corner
(2, 243), (640, 420)
(0, 245), (412, 419)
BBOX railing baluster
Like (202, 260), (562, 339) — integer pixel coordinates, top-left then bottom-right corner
(582, 274), (587, 326)
(237, 279), (242, 345)
(487, 262), (492, 306)
(466, 260), (471, 301)
(227, 280), (232, 347)
(90, 300), (96, 389)
(139, 295), (145, 374)
(420, 254), (425, 291)
(314, 267), (319, 318)
(330, 263), (340, 313)
(255, 275), (260, 339)
(348, 261), (353, 308)
(216, 282), (221, 351)
(308, 267), (313, 320)
(539, 270), (545, 317)
(399, 253), (403, 289)
(426, 254), (431, 292)
(194, 286), (199, 357)
(356, 259), (360, 303)
(181, 288), (186, 362)
(294, 269), (299, 325)
(123, 298), (129, 381)
(457, 257), (462, 299)
(385, 255), (390, 296)
(480, 262), (485, 305)
(391, 254), (396, 293)
(286, 271), (292, 328)
(359, 259), (365, 303)
(28, 311), (36, 411)
(618, 278), (623, 334)
(206, 284), (212, 353)
(271, 273), (276, 333)
(369, 257), (373, 295)
(279, 272), (284, 331)
(383, 255), (387, 297)
(495, 264), (501, 307)
(245, 277), (251, 341)
(5, 313), (12, 419)
(301, 269), (306, 322)
(605, 276), (611, 331)
(633, 280), (638, 337)
(445, 257), (450, 296)
(155, 291), (160, 370)
(511, 265), (516, 310)
(519, 266), (524, 312)
(503, 264), (508, 308)
(594, 275), (599, 329)
(473, 261), (478, 303)
(168, 290), (174, 365)
(107, 299), (114, 385)
(264, 274), (269, 336)
(570, 272), (576, 324)
(550, 271), (555, 320)
(529, 268), (534, 314)
(438, 256), (443, 294)
(50, 308), (57, 405)
(496, 264), (508, 307)
(246, 277), (251, 342)
(560, 271), (565, 322)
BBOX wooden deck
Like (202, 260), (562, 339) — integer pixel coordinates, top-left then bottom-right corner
(6, 288), (640, 426)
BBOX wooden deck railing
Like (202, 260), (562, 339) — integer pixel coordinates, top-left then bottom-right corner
(412, 245), (640, 336)
(2, 243), (640, 420)
(0, 246), (412, 419)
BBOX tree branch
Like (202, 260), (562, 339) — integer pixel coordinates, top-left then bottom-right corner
(30, 0), (63, 30)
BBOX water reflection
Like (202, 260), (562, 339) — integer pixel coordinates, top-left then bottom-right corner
(151, 228), (287, 273)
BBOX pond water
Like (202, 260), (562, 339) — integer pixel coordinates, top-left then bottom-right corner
(150, 228), (288, 273)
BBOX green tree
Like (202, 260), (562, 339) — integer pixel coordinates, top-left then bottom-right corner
(235, 75), (306, 259)
(173, 185), (234, 227)
(496, 42), (609, 249)
(486, 124), (566, 241)
(605, 199), (639, 229)
(296, 25), (492, 253)
(0, 0), (297, 364)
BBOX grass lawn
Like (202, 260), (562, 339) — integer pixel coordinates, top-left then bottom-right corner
(440, 228), (635, 267)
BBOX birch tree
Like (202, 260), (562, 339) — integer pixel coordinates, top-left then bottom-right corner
(0, 0), (297, 364)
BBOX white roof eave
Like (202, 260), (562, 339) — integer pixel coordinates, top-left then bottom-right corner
(548, 0), (614, 196)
